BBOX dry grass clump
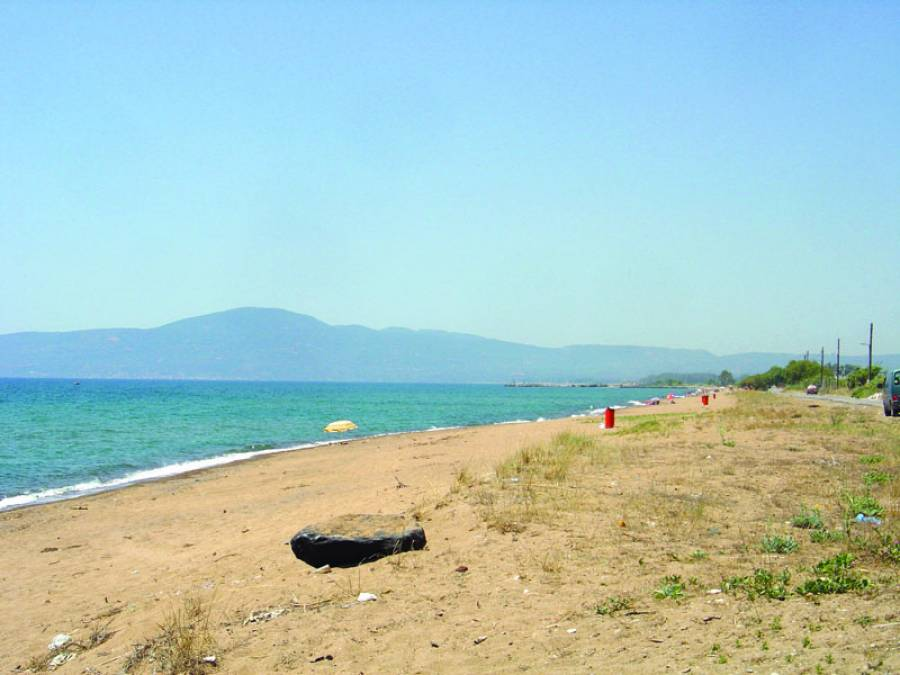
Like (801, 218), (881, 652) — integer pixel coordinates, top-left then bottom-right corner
(124, 596), (217, 674)
(625, 488), (712, 535)
(495, 431), (597, 483)
(450, 466), (477, 493)
(718, 395), (805, 431)
(25, 652), (54, 673)
(471, 433), (603, 533)
(615, 414), (692, 437)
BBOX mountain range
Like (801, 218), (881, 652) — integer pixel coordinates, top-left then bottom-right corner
(1, 308), (895, 383)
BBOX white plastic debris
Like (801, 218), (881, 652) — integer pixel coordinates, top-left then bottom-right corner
(243, 608), (285, 625)
(357, 592), (378, 603)
(48, 634), (71, 651)
(567, 628), (577, 634)
(312, 564), (332, 574)
(49, 652), (74, 667)
(202, 655), (218, 665)
(707, 588), (722, 594)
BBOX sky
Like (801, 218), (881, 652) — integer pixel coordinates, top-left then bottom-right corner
(1, 1), (898, 356)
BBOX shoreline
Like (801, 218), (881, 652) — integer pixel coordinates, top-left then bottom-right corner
(0, 392), (699, 513)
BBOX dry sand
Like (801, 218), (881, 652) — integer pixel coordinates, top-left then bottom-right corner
(2, 392), (898, 673)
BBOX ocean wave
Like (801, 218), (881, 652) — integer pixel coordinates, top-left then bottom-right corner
(0, 440), (330, 512)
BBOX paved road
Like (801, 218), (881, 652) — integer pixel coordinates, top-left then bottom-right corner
(781, 391), (882, 408)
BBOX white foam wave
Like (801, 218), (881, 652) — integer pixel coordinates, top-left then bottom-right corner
(0, 440), (330, 512)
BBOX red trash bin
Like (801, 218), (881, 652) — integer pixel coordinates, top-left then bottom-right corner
(701, 394), (710, 406)
(604, 407), (615, 429)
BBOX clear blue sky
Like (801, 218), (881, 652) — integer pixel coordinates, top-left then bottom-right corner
(1, 1), (898, 355)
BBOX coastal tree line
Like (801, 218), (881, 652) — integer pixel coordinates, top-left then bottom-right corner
(740, 359), (885, 398)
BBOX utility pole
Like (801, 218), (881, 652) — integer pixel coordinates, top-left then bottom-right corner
(836, 338), (841, 387)
(820, 347), (825, 389)
(804, 350), (809, 361)
(868, 322), (874, 383)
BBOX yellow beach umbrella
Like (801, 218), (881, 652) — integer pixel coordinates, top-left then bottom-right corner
(324, 420), (358, 433)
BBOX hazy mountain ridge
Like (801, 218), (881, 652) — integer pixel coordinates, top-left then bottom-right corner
(0, 308), (895, 383)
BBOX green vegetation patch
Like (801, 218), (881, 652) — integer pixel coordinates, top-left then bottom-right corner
(791, 505), (825, 530)
(809, 529), (844, 544)
(844, 493), (884, 518)
(723, 568), (791, 601)
(595, 595), (633, 616)
(761, 534), (799, 554)
(795, 553), (869, 595)
(709, 643), (728, 664)
(654, 575), (686, 601)
(863, 470), (893, 487)
(618, 417), (665, 435)
(859, 454), (885, 465)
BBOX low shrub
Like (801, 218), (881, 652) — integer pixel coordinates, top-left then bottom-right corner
(791, 506), (825, 530)
(723, 568), (791, 601)
(654, 575), (685, 601)
(595, 596), (633, 616)
(761, 534), (799, 554)
(795, 553), (869, 595)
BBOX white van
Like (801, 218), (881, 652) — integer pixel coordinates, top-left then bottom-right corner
(884, 369), (900, 417)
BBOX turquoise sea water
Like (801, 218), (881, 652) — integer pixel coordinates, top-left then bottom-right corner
(0, 379), (679, 510)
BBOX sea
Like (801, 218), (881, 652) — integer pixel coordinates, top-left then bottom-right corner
(0, 379), (680, 511)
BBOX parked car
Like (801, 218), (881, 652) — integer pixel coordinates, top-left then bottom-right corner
(883, 368), (900, 417)
(806, 384), (818, 395)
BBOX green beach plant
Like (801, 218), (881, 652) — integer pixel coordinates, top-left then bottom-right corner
(761, 534), (799, 554)
(795, 553), (869, 595)
(809, 529), (844, 544)
(654, 575), (686, 601)
(723, 568), (791, 601)
(791, 505), (824, 530)
(844, 493), (884, 518)
(595, 595), (633, 616)
(863, 470), (892, 487)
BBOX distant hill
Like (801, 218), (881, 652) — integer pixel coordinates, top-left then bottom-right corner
(1, 308), (896, 383)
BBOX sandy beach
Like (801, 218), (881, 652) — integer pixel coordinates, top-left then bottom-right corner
(3, 392), (898, 673)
